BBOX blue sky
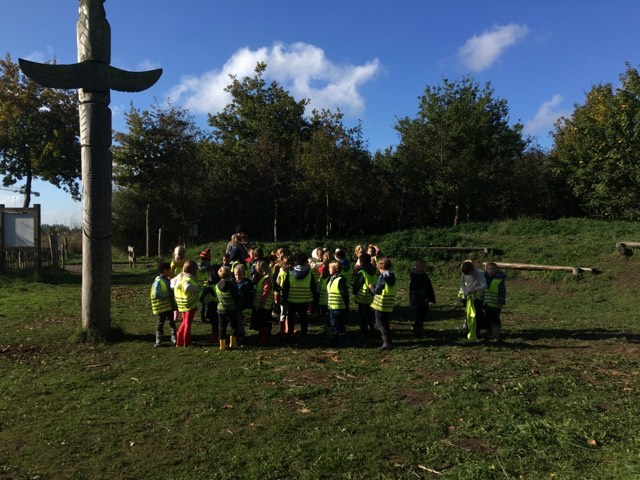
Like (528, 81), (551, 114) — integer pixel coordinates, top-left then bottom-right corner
(1, 0), (639, 225)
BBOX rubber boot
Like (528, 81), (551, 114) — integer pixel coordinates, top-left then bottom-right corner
(378, 335), (393, 351)
(155, 333), (162, 348)
(219, 339), (227, 351)
(337, 333), (347, 349)
(229, 336), (238, 349)
(170, 329), (177, 345)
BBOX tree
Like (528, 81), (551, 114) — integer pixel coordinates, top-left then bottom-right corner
(0, 53), (80, 207)
(550, 64), (640, 219)
(393, 76), (527, 225)
(113, 103), (206, 254)
(297, 109), (373, 237)
(208, 63), (308, 240)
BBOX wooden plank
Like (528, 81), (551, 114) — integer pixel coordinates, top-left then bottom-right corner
(484, 261), (599, 276)
(422, 246), (493, 255)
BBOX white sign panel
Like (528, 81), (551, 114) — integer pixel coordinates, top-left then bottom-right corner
(4, 212), (35, 247)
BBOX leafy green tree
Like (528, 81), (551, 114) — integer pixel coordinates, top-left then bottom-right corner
(113, 103), (206, 254)
(208, 63), (308, 240)
(0, 53), (80, 207)
(297, 109), (372, 237)
(550, 64), (640, 219)
(393, 76), (527, 225)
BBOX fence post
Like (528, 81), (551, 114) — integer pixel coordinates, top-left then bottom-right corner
(0, 204), (4, 274)
(49, 232), (59, 269)
(128, 246), (136, 268)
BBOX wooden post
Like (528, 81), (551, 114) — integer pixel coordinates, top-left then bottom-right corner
(49, 232), (59, 269)
(0, 204), (4, 274)
(34, 204), (41, 279)
(128, 246), (136, 268)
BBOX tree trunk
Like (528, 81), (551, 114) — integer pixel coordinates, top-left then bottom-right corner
(22, 168), (33, 208)
(325, 190), (330, 237)
(453, 204), (460, 226)
(157, 227), (162, 259)
(273, 199), (278, 242)
(145, 203), (150, 258)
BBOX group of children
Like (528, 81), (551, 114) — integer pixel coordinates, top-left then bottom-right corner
(149, 241), (507, 351)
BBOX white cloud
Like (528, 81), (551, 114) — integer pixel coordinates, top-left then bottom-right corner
(25, 46), (56, 63)
(458, 24), (530, 72)
(137, 59), (162, 71)
(167, 42), (381, 117)
(524, 94), (571, 136)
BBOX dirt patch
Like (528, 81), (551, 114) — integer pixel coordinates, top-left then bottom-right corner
(398, 388), (437, 406)
(1, 344), (49, 363)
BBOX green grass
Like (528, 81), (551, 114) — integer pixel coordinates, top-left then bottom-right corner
(3, 218), (640, 479)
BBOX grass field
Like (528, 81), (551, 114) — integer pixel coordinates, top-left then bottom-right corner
(2, 218), (640, 479)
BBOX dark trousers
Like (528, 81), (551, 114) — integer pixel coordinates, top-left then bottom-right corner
(357, 303), (375, 334)
(329, 309), (347, 336)
(484, 306), (502, 336)
(156, 310), (177, 336)
(288, 302), (309, 335)
(329, 308), (347, 347)
(374, 309), (391, 338)
(218, 311), (239, 339)
(318, 305), (331, 339)
(414, 303), (429, 334)
(204, 301), (218, 340)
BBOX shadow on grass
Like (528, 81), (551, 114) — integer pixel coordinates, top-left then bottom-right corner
(506, 328), (640, 343)
(39, 267), (153, 287)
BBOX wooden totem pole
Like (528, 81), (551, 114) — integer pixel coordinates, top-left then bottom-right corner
(19, 0), (162, 334)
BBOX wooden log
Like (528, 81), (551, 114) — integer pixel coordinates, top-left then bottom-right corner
(484, 262), (599, 276)
(616, 241), (639, 256)
(424, 246), (493, 255)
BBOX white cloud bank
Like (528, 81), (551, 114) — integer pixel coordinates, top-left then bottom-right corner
(168, 42), (381, 117)
(458, 24), (530, 72)
(524, 94), (571, 136)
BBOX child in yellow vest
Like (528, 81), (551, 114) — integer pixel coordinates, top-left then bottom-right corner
(369, 257), (396, 351)
(251, 259), (274, 345)
(150, 262), (177, 347)
(327, 261), (350, 348)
